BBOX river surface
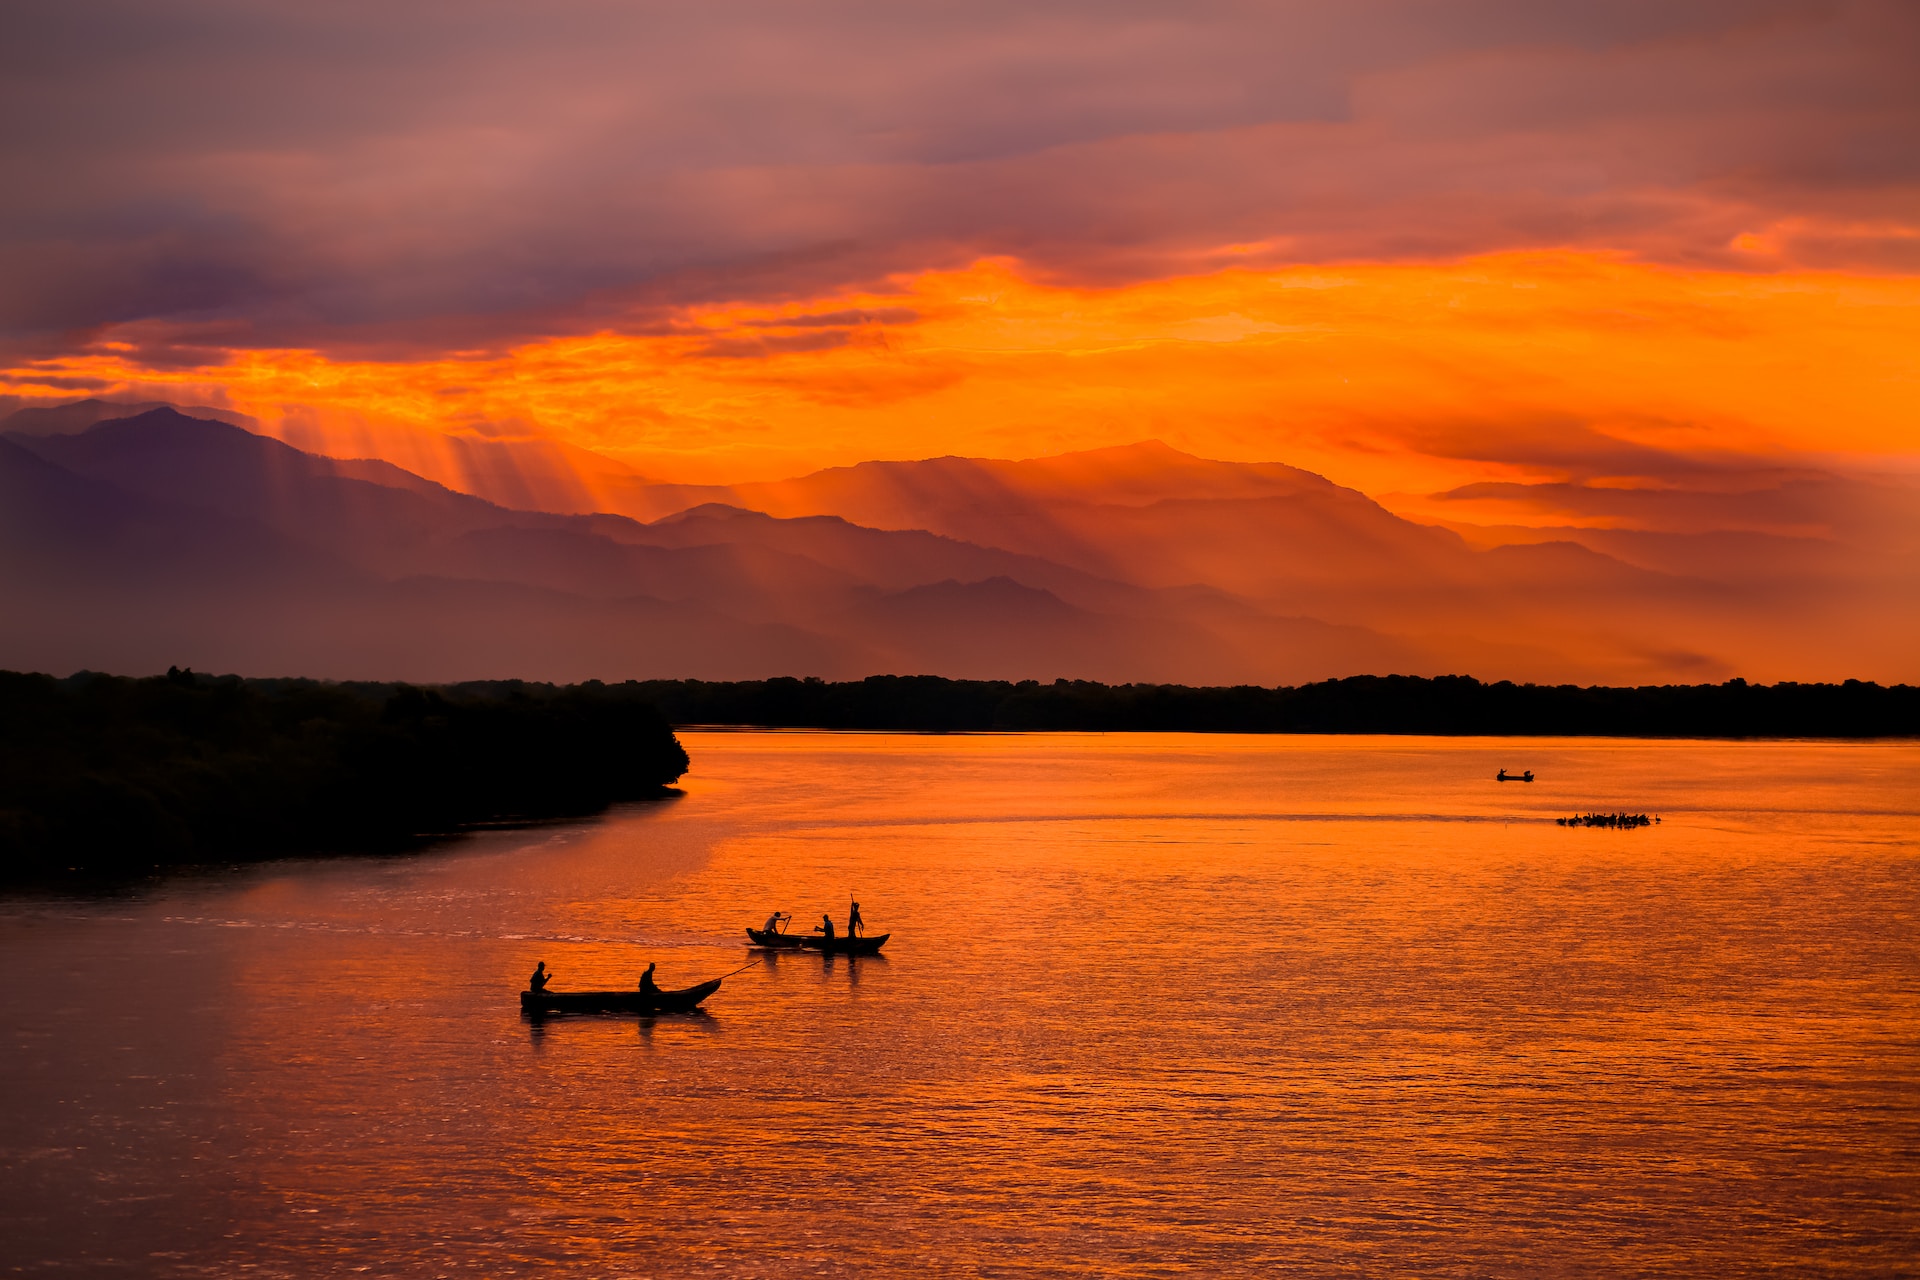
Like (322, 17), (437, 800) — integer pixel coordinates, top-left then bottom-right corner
(3, 733), (1917, 1277)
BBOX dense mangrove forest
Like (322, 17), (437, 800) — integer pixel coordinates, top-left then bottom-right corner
(0, 669), (688, 883)
(628, 673), (1920, 737)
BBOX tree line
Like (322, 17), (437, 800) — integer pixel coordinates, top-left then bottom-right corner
(0, 669), (688, 883)
(624, 673), (1919, 737)
(6, 668), (1912, 882)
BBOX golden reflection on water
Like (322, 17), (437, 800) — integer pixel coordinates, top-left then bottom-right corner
(2, 734), (1917, 1276)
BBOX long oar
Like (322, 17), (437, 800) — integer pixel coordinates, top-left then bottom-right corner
(719, 957), (765, 980)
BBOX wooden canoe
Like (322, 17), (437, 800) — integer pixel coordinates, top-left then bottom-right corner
(799, 932), (889, 955)
(520, 977), (721, 1015)
(745, 927), (809, 949)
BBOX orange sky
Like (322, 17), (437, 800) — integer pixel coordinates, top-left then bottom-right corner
(8, 3), (1919, 532)
(6, 250), (1917, 521)
(7, 4), (1919, 685)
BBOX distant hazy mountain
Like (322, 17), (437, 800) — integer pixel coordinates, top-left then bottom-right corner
(0, 398), (257, 437)
(0, 395), (655, 516)
(601, 442), (1728, 680)
(0, 419), (852, 682)
(607, 441), (1610, 610)
(4, 405), (1912, 683)
(1, 409), (1418, 682)
(592, 440), (1920, 683)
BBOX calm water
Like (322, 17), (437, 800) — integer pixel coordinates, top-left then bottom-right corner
(3, 733), (1917, 1277)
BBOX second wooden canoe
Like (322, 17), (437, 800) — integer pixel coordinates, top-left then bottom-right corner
(520, 977), (722, 1015)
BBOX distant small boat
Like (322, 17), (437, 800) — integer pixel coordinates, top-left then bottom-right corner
(801, 932), (890, 956)
(745, 926), (808, 949)
(1496, 769), (1535, 782)
(520, 977), (721, 1016)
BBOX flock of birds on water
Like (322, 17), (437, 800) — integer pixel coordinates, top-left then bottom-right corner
(1501, 768), (1659, 829)
(1556, 811), (1658, 828)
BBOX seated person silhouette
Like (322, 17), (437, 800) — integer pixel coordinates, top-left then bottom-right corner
(528, 961), (550, 994)
(639, 962), (661, 996)
(763, 910), (789, 934)
(815, 913), (836, 941)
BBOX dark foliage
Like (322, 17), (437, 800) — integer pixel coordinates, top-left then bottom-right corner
(7, 667), (1909, 883)
(0, 670), (688, 882)
(622, 673), (1920, 737)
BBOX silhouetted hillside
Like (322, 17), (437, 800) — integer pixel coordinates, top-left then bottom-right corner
(6, 405), (1917, 684)
(628, 674), (1920, 737)
(0, 398), (255, 437)
(0, 409), (1415, 684)
(598, 441), (1920, 684)
(0, 670), (687, 883)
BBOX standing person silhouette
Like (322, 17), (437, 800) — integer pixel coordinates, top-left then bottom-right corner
(528, 961), (551, 993)
(847, 901), (864, 937)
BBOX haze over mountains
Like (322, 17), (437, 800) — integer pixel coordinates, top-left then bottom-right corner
(2, 403), (1914, 685)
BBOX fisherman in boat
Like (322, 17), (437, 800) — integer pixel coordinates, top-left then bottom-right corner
(847, 901), (864, 937)
(639, 962), (660, 996)
(529, 961), (550, 994)
(816, 913), (836, 942)
(763, 910), (789, 935)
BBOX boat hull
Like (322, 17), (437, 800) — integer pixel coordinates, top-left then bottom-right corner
(520, 977), (721, 1015)
(745, 927), (808, 949)
(799, 932), (889, 955)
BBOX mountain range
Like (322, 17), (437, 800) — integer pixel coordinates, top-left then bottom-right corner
(2, 404), (1913, 684)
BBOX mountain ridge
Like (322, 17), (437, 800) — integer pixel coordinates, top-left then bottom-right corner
(3, 409), (1429, 683)
(4, 401), (1911, 683)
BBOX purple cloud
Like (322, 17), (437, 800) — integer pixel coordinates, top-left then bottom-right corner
(1, 0), (1914, 357)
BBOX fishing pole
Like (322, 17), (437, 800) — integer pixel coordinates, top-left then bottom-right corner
(720, 957), (766, 980)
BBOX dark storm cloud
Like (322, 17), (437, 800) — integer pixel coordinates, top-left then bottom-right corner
(2, 0), (1915, 355)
